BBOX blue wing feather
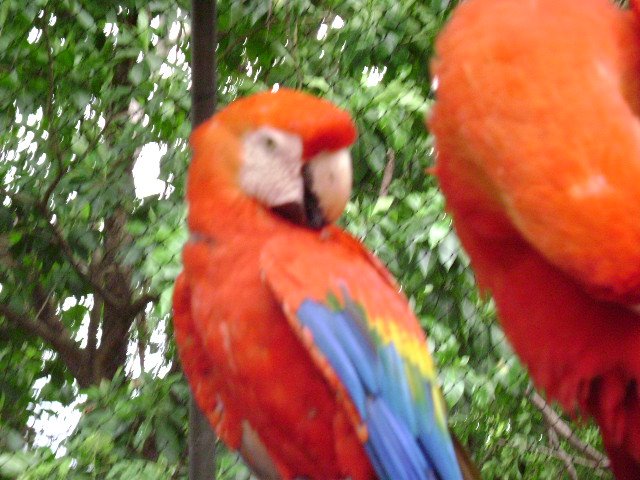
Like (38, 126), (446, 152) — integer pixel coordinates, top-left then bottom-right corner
(297, 302), (368, 416)
(416, 379), (436, 435)
(297, 298), (462, 480)
(385, 344), (418, 434)
(367, 397), (430, 480)
(336, 311), (379, 393)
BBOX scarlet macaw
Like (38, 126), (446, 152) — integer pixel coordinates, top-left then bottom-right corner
(173, 89), (465, 479)
(429, 0), (640, 478)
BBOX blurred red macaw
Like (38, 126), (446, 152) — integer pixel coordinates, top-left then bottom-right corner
(429, 0), (640, 477)
(173, 89), (465, 479)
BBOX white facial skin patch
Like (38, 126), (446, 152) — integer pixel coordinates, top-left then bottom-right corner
(240, 127), (304, 208)
(240, 126), (353, 226)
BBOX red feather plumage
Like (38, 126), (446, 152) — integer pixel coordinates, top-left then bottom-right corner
(430, 0), (640, 477)
(174, 90), (462, 479)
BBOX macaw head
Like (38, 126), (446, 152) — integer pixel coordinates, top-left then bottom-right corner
(188, 88), (357, 230)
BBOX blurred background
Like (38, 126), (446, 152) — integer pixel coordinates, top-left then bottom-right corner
(0, 0), (613, 478)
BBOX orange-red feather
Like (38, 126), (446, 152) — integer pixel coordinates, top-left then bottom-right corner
(430, 0), (640, 477)
(174, 89), (462, 479)
(174, 90), (370, 479)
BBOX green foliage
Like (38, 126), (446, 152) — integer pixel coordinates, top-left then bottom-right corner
(0, 0), (611, 479)
(1, 372), (188, 479)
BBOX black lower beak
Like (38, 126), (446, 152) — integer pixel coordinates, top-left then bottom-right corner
(271, 202), (306, 226)
(271, 165), (326, 229)
(302, 164), (325, 229)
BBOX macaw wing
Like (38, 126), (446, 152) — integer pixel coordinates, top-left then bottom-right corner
(260, 227), (462, 480)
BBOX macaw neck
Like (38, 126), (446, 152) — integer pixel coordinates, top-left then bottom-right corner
(187, 181), (292, 241)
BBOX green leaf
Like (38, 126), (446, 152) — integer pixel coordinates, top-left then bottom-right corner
(0, 452), (32, 476)
(306, 77), (330, 93)
(428, 221), (449, 247)
(446, 380), (464, 407)
(137, 10), (150, 32)
(71, 134), (89, 156)
(72, 91), (92, 110)
(372, 195), (394, 215)
(133, 420), (153, 450)
(76, 9), (95, 30)
(62, 304), (88, 328)
(129, 63), (145, 85)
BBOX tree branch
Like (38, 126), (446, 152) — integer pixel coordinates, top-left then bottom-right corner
(497, 438), (609, 475)
(43, 212), (126, 309)
(378, 148), (395, 197)
(530, 444), (610, 474)
(41, 10), (68, 208)
(546, 423), (578, 480)
(0, 303), (81, 365)
(130, 293), (157, 315)
(1, 186), (120, 308)
(136, 311), (148, 374)
(528, 387), (609, 468)
(87, 296), (102, 359)
(31, 283), (57, 327)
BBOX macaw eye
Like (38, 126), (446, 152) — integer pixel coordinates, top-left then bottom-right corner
(263, 135), (277, 151)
